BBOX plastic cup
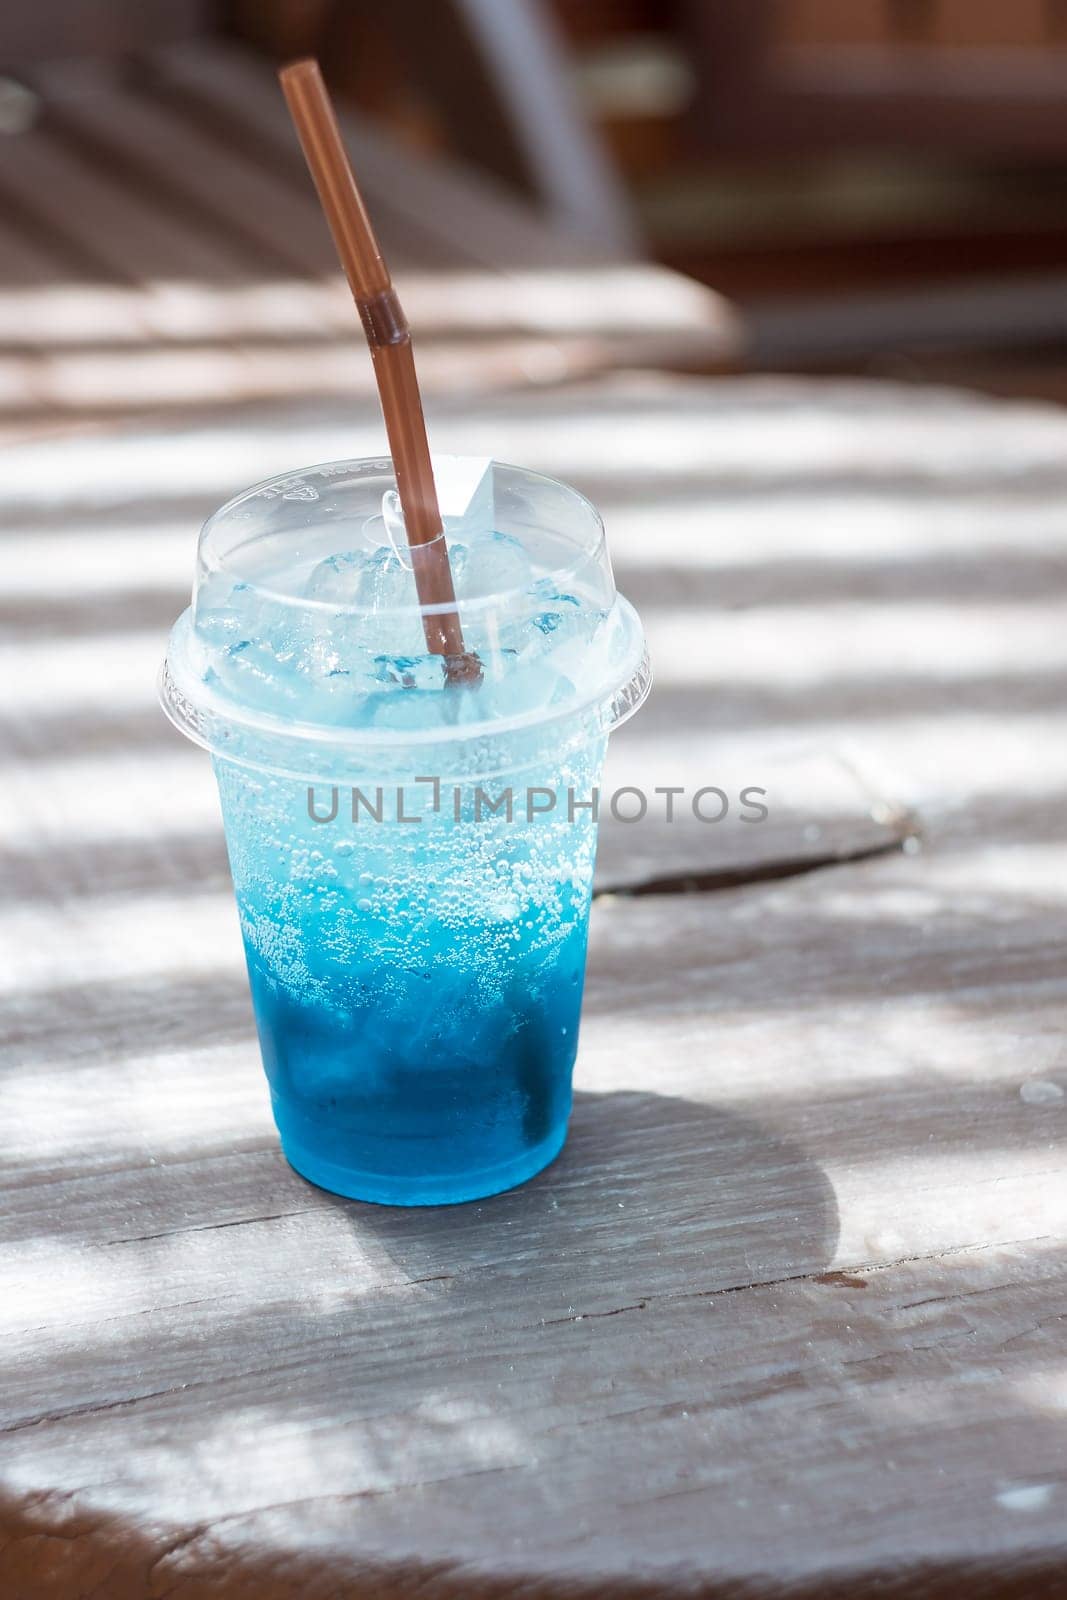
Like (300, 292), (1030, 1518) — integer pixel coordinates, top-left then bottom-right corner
(161, 456), (649, 1205)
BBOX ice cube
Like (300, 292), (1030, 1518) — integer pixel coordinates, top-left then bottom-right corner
(306, 546), (426, 659)
(457, 530), (532, 601)
(439, 541), (468, 593)
(305, 550), (367, 604)
(195, 576), (309, 701)
(197, 576), (294, 652)
(372, 653), (446, 691)
(476, 584), (607, 718)
(210, 639), (304, 710)
(196, 576), (253, 650)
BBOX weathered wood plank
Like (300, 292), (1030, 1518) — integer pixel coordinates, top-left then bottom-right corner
(152, 39), (738, 351)
(0, 215), (74, 289)
(35, 63), (345, 282)
(0, 124), (248, 286)
(0, 334), (630, 421)
(0, 1134), (1064, 1596)
(3, 376), (1067, 1595)
(0, 0), (207, 65)
(153, 37), (614, 273)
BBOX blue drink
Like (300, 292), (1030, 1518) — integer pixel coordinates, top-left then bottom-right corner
(162, 457), (647, 1204)
(215, 737), (604, 1203)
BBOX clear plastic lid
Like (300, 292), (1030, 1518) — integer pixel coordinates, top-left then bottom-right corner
(161, 455), (650, 781)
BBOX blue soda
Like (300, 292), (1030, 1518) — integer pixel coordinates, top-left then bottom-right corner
(213, 736), (605, 1205)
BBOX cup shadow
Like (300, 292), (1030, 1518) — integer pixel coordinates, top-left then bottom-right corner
(319, 1089), (840, 1317)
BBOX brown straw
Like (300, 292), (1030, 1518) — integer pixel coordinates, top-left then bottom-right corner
(279, 59), (481, 686)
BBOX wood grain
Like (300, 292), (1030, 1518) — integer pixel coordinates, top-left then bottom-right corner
(3, 374), (1067, 1594)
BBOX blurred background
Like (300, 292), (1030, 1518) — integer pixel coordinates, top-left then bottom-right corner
(3, 0), (1067, 439)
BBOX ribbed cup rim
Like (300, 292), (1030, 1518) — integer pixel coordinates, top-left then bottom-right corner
(160, 596), (651, 768)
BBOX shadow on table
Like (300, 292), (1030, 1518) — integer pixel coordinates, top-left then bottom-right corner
(322, 1089), (840, 1315)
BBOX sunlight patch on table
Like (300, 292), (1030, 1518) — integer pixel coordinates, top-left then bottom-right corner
(0, 891), (242, 996)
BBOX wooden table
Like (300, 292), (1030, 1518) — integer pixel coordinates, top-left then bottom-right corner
(0, 29), (1064, 1599)
(3, 365), (1066, 1597)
